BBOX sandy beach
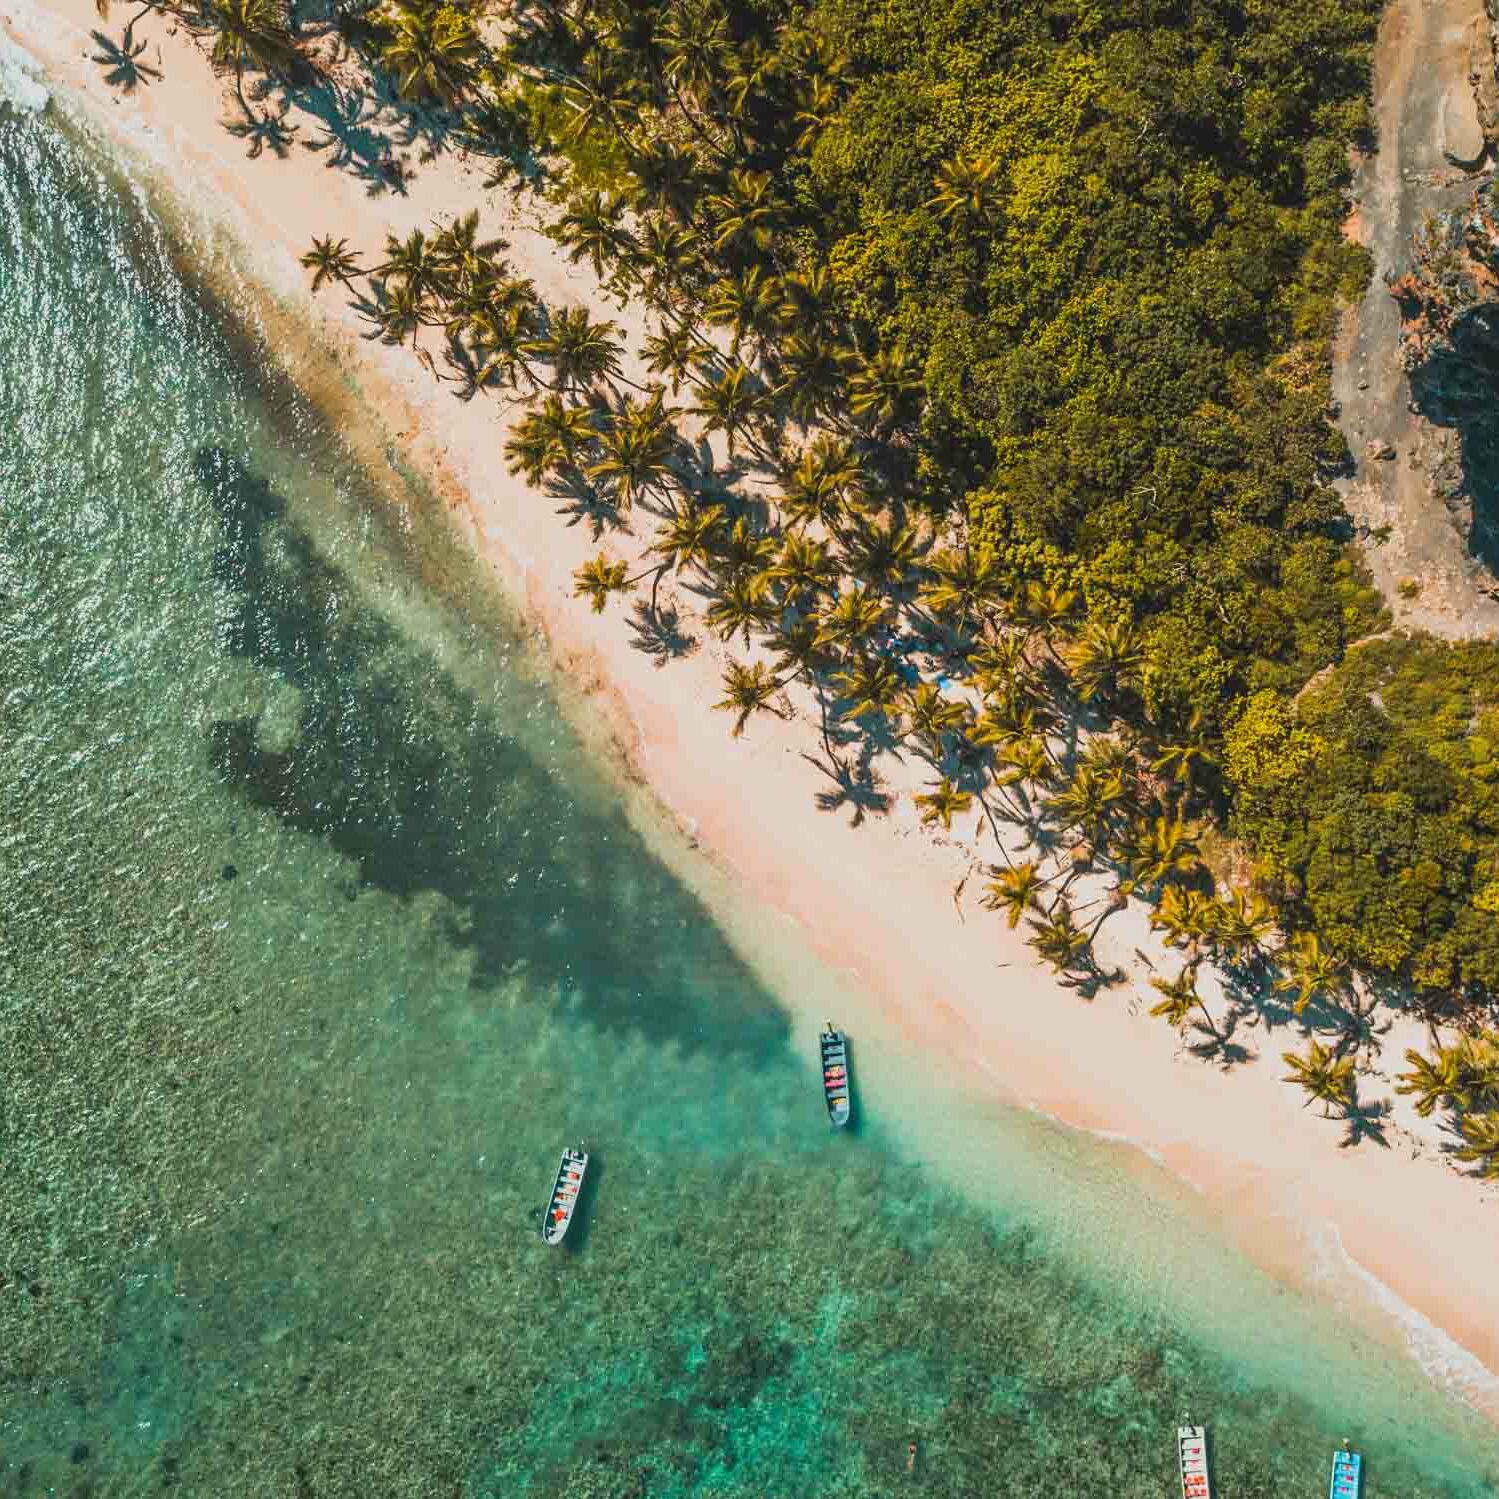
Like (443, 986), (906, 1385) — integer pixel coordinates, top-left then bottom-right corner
(9, 0), (1499, 1424)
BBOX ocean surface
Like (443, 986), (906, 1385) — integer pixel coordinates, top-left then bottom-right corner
(2, 79), (1499, 1497)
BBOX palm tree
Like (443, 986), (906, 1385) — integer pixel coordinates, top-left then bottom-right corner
(641, 319), (711, 394)
(1014, 580), (1080, 641)
(766, 615), (828, 687)
(368, 278), (429, 346)
(926, 152), (1001, 225)
(1026, 900), (1092, 976)
(1397, 1035), (1499, 1117)
(377, 227), (440, 297)
(834, 653), (905, 721)
(656, 0), (732, 152)
(713, 514), (778, 581)
(915, 777), (974, 831)
(300, 235), (362, 293)
(981, 860), (1047, 928)
(920, 546), (1002, 630)
(650, 501), (725, 579)
(703, 168), (779, 254)
(1122, 811), (1202, 894)
(1065, 617), (1144, 707)
(1148, 969), (1201, 1029)
(766, 531), (838, 607)
(628, 133), (702, 225)
(793, 73), (839, 149)
(554, 190), (634, 281)
(777, 264), (837, 330)
(556, 51), (630, 142)
(1206, 890), (1275, 965)
(1282, 1039), (1356, 1118)
(777, 436), (865, 536)
(587, 390), (679, 509)
(503, 394), (597, 482)
(1395, 1045), (1464, 1118)
(705, 574), (775, 646)
(1273, 932), (1349, 1016)
(844, 518), (921, 593)
(847, 343), (923, 430)
(703, 265), (779, 353)
(814, 586), (891, 655)
(628, 216), (699, 308)
(993, 734), (1059, 795)
(689, 363), (773, 461)
(572, 554), (630, 613)
(529, 307), (626, 394)
(1042, 765), (1127, 849)
(378, 0), (481, 105)
(1150, 709), (1216, 795)
(772, 330), (849, 428)
(1454, 1112), (1499, 1178)
(714, 659), (785, 737)
(723, 39), (778, 126)
(204, 0), (297, 110)
(1149, 882), (1216, 963)
(429, 208), (506, 288)
(903, 681), (969, 760)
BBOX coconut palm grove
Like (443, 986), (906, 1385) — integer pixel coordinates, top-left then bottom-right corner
(96, 0), (1499, 1164)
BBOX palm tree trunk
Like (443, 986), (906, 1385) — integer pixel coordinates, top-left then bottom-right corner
(668, 79), (733, 161)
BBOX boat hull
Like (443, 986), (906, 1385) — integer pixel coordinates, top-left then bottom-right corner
(1330, 1449), (1361, 1499)
(820, 1028), (851, 1127)
(542, 1147), (588, 1245)
(1178, 1424), (1211, 1499)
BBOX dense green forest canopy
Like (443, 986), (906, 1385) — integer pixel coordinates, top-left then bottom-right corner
(141, 0), (1499, 1140)
(475, 0), (1392, 726)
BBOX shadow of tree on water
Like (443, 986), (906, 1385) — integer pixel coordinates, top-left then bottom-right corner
(193, 446), (789, 1061)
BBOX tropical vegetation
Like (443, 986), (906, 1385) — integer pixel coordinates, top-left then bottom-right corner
(93, 0), (1499, 1168)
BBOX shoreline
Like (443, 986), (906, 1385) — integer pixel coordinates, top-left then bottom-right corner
(10, 0), (1499, 1429)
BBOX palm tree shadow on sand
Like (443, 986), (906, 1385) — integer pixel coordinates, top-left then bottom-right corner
(90, 28), (163, 92)
(193, 447), (790, 1063)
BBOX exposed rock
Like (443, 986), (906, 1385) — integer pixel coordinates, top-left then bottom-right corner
(1473, 22), (1499, 141)
(1443, 80), (1488, 168)
(1389, 183), (1499, 563)
(1485, 0), (1499, 137)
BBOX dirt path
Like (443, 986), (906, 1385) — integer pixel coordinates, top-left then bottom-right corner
(1334, 0), (1499, 636)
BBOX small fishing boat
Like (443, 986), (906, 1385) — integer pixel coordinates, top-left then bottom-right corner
(1329, 1444), (1362, 1499)
(820, 1023), (851, 1127)
(541, 1145), (588, 1246)
(1177, 1421), (1212, 1499)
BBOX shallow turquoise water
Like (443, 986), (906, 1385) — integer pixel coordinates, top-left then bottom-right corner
(1, 97), (1497, 1496)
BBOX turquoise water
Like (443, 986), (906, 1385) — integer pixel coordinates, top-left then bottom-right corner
(1, 96), (1498, 1496)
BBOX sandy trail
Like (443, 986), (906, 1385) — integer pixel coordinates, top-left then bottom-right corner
(9, 0), (1499, 1424)
(1335, 0), (1499, 634)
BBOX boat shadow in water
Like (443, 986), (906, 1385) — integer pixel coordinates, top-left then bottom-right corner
(830, 1033), (864, 1138)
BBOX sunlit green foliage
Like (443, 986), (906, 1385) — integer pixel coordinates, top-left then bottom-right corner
(1228, 636), (1499, 998)
(306, 0), (1495, 1075)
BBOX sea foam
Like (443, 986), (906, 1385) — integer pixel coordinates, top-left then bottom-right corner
(0, 32), (50, 113)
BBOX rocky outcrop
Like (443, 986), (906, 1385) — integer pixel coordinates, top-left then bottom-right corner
(1472, 2), (1499, 148)
(1390, 187), (1499, 563)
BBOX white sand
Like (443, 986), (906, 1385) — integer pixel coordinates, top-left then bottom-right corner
(11, 0), (1499, 1419)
